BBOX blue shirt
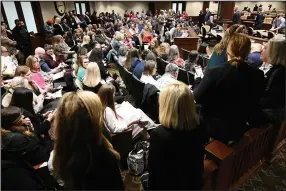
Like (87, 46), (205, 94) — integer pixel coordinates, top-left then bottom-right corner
(77, 66), (86, 83)
(131, 58), (144, 79)
(207, 48), (228, 69)
(247, 52), (263, 69)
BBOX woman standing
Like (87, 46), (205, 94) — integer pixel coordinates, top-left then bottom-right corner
(148, 81), (206, 190)
(51, 91), (124, 190)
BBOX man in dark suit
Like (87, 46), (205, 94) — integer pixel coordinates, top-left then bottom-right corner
(232, 6), (241, 24)
(254, 8), (264, 29)
(204, 8), (212, 24)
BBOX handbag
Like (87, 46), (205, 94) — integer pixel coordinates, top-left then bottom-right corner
(127, 141), (149, 176)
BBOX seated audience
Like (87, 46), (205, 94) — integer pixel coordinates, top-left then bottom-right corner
(1, 25), (17, 56)
(75, 55), (89, 83)
(65, 31), (79, 52)
(98, 84), (141, 133)
(194, 33), (264, 144)
(259, 38), (286, 123)
(42, 44), (61, 69)
(172, 24), (183, 38)
(168, 45), (184, 67)
(140, 60), (160, 89)
(247, 43), (263, 68)
(1, 106), (53, 166)
(53, 17), (65, 36)
(270, 15), (286, 34)
(155, 43), (170, 61)
(26, 55), (53, 91)
(53, 35), (75, 60)
(157, 63), (179, 90)
(207, 24), (246, 69)
(81, 35), (93, 52)
(35, 47), (62, 73)
(89, 48), (109, 80)
(117, 44), (129, 66)
(148, 82), (206, 190)
(2, 76), (44, 113)
(184, 50), (199, 72)
(10, 87), (54, 140)
(1, 46), (18, 78)
(145, 51), (157, 62)
(82, 62), (103, 94)
(125, 48), (145, 79)
(49, 91), (124, 190)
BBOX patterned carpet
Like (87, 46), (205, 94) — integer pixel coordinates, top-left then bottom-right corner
(238, 146), (286, 191)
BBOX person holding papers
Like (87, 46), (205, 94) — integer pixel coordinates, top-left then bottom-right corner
(98, 84), (142, 133)
(270, 15), (286, 34)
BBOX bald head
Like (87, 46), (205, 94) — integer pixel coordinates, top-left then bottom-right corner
(35, 47), (45, 57)
(251, 43), (263, 53)
(234, 6), (239, 12)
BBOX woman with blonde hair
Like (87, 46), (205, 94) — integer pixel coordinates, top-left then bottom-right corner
(83, 62), (103, 94)
(259, 38), (286, 123)
(53, 17), (64, 36)
(53, 35), (75, 60)
(81, 35), (92, 52)
(50, 91), (124, 190)
(194, 33), (264, 143)
(155, 42), (170, 61)
(148, 81), (206, 190)
(207, 24), (247, 69)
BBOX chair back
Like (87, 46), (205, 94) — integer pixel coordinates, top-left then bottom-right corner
(181, 48), (192, 61)
(74, 78), (83, 90)
(177, 68), (195, 85)
(156, 57), (169, 76)
(268, 31), (275, 39)
(256, 31), (262, 38)
(124, 68), (134, 94)
(131, 75), (145, 108)
(111, 130), (133, 170)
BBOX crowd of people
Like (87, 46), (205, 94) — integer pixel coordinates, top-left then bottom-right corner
(1, 6), (285, 191)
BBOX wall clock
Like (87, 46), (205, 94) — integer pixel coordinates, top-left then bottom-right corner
(55, 2), (66, 16)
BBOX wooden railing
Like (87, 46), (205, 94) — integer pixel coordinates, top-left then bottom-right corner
(203, 120), (286, 190)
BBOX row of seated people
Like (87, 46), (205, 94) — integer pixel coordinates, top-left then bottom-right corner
(1, 21), (285, 191)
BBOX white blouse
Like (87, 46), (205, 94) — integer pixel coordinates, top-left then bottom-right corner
(103, 107), (129, 133)
(140, 74), (160, 89)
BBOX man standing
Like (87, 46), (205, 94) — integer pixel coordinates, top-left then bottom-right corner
(12, 20), (32, 60)
(254, 8), (264, 29)
(84, 11), (92, 24)
(232, 6), (241, 24)
(204, 8), (212, 24)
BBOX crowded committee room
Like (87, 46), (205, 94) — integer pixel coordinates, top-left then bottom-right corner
(1, 1), (286, 190)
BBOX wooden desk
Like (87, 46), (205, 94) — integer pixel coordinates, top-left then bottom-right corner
(174, 37), (200, 58)
(242, 20), (255, 28)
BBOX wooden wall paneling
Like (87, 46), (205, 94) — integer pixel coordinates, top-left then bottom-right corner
(218, 2), (235, 21)
(203, 1), (210, 13)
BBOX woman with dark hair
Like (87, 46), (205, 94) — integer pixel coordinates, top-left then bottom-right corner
(89, 48), (109, 80)
(125, 48), (144, 79)
(65, 31), (79, 52)
(50, 91), (124, 190)
(10, 87), (54, 140)
(1, 106), (53, 166)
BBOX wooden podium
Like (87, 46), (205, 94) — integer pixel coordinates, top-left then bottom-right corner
(174, 36), (200, 58)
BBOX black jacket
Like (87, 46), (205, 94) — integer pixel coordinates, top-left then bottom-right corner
(194, 61), (264, 143)
(261, 65), (285, 109)
(141, 83), (160, 122)
(1, 160), (47, 190)
(53, 24), (65, 36)
(148, 125), (206, 190)
(2, 132), (52, 166)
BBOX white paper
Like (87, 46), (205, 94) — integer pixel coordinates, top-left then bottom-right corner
(52, 71), (65, 81)
(53, 89), (62, 98)
(115, 101), (141, 124)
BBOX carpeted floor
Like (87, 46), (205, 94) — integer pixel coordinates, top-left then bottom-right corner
(238, 146), (286, 191)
